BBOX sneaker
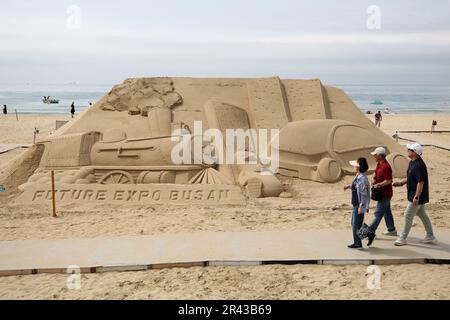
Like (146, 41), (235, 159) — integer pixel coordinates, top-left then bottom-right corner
(367, 234), (376, 247)
(420, 235), (437, 244)
(348, 244), (363, 249)
(394, 237), (407, 246)
(382, 230), (398, 236)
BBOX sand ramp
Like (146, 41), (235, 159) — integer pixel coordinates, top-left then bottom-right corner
(246, 77), (290, 129)
(0, 144), (33, 154)
(282, 79), (330, 121)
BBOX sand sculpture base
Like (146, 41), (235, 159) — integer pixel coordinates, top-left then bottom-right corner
(13, 183), (245, 206)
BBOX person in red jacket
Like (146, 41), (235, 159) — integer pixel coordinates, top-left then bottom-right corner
(366, 147), (397, 246)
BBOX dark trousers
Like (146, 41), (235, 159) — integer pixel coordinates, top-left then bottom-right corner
(351, 206), (364, 246)
(368, 198), (396, 234)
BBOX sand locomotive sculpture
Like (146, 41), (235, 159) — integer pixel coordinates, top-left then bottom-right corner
(17, 77), (409, 203)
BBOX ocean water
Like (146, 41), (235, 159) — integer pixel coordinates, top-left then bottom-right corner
(340, 84), (450, 114)
(0, 83), (449, 115)
(0, 84), (111, 115)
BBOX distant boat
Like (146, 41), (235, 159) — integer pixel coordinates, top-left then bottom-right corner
(370, 99), (384, 105)
(43, 97), (60, 104)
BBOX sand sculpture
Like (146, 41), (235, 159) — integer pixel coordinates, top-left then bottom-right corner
(14, 77), (409, 204)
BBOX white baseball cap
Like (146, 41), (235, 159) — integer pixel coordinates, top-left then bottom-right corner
(407, 143), (423, 156)
(371, 147), (387, 156)
(349, 160), (360, 168)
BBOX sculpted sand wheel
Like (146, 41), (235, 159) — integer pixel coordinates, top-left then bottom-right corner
(99, 171), (135, 184)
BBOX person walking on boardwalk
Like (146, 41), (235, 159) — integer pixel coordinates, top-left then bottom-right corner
(70, 102), (75, 118)
(393, 143), (436, 246)
(344, 157), (371, 249)
(366, 147), (397, 246)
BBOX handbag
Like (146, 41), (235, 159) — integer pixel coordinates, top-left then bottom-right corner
(358, 223), (376, 240)
(371, 186), (383, 202)
(358, 223), (371, 240)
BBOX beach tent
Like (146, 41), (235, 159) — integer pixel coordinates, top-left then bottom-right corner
(370, 99), (384, 105)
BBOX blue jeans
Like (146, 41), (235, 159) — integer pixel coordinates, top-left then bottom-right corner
(351, 206), (364, 246)
(368, 198), (396, 234)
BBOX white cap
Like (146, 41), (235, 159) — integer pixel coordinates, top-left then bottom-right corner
(407, 143), (423, 156)
(349, 160), (360, 168)
(371, 147), (387, 156)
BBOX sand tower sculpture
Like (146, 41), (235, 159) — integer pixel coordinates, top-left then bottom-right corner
(16, 77), (409, 204)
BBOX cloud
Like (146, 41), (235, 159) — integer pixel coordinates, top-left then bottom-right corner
(2, 28), (450, 58)
(1, 0), (450, 84)
(230, 31), (450, 46)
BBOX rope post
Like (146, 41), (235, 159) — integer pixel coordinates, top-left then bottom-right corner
(15, 109), (18, 121)
(51, 170), (57, 218)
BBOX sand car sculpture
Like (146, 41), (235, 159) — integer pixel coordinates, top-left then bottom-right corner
(18, 77), (409, 201)
(274, 119), (408, 183)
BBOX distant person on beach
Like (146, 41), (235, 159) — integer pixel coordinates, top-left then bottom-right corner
(393, 143), (436, 246)
(70, 102), (75, 118)
(431, 120), (437, 133)
(344, 157), (370, 249)
(365, 147), (397, 247)
(2, 105), (7, 115)
(375, 111), (382, 128)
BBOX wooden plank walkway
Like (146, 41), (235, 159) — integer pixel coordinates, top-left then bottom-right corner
(1, 230), (449, 276)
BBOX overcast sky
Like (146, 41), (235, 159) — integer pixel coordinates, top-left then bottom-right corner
(1, 0), (450, 85)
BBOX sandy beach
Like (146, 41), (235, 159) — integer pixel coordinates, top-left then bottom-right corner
(2, 0), (450, 305)
(0, 113), (449, 300)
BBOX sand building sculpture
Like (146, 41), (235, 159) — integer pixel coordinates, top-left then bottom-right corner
(15, 77), (409, 203)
